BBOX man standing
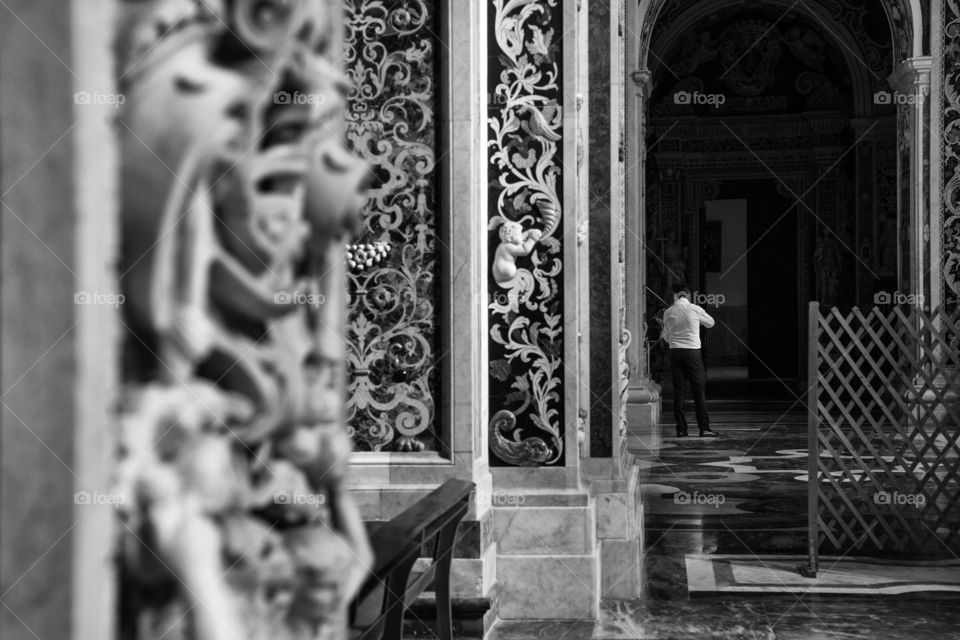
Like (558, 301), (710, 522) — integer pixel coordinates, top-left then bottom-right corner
(660, 283), (718, 438)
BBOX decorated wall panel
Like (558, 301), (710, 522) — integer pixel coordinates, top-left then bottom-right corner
(943, 0), (960, 314)
(343, 0), (443, 453)
(487, 0), (565, 466)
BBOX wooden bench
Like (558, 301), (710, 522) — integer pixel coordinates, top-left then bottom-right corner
(349, 479), (474, 640)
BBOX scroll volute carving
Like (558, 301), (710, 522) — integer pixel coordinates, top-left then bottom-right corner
(115, 1), (371, 639)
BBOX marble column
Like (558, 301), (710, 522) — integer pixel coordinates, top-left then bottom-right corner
(486, 0), (603, 620)
(889, 56), (934, 310)
(587, 0), (615, 460)
(624, 65), (662, 440)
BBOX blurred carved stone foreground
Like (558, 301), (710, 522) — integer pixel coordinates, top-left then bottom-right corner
(114, 1), (371, 638)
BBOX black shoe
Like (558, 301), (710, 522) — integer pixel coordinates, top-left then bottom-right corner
(676, 431), (688, 438)
(699, 429), (718, 437)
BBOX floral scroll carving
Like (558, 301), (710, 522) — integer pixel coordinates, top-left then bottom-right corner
(943, 0), (960, 313)
(115, 1), (371, 638)
(487, 0), (565, 466)
(342, 0), (442, 453)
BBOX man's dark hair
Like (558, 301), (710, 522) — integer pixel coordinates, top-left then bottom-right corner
(672, 282), (690, 296)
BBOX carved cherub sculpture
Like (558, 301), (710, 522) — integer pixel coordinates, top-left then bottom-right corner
(492, 220), (543, 285)
(115, 1), (372, 639)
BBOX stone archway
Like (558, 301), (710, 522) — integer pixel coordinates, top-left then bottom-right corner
(623, 0), (928, 408)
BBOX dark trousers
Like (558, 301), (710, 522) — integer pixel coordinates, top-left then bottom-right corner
(670, 348), (709, 434)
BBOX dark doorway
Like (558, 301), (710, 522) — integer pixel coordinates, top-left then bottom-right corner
(699, 180), (798, 385)
(745, 180), (798, 380)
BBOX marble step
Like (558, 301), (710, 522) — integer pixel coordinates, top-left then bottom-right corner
(493, 501), (596, 555)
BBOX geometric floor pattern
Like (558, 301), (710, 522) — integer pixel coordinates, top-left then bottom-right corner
(489, 389), (960, 639)
(642, 406), (809, 530)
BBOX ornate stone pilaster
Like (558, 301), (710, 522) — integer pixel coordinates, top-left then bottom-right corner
(939, 1), (960, 314)
(625, 67), (660, 413)
(889, 56), (933, 310)
(486, 0), (566, 467)
(629, 66), (654, 338)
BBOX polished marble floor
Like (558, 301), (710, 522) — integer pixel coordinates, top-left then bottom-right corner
(489, 379), (960, 639)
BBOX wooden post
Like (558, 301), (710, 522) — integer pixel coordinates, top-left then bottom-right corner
(802, 301), (820, 577)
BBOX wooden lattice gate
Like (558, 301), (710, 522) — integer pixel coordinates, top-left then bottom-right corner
(805, 303), (960, 576)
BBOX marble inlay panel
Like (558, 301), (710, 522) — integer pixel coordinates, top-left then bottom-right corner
(486, 0), (566, 467)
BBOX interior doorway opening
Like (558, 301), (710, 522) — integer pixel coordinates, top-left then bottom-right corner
(698, 180), (800, 401)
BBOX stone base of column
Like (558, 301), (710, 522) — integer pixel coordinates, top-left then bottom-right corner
(493, 492), (600, 620)
(626, 380), (662, 454)
(583, 459), (644, 601)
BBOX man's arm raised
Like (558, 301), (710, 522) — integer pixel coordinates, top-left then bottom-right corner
(698, 305), (715, 328)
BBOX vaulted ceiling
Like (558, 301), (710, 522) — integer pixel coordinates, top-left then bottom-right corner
(637, 0), (924, 117)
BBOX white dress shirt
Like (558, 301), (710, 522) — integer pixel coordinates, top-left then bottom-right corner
(660, 296), (715, 349)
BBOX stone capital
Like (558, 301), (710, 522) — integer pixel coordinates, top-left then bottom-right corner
(887, 55), (932, 94)
(630, 68), (653, 98)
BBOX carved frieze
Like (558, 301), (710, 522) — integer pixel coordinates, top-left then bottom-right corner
(647, 115), (848, 154)
(718, 20), (782, 97)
